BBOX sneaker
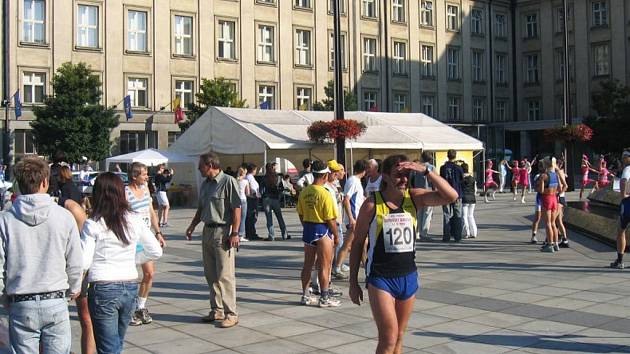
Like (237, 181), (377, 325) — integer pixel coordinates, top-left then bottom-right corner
(319, 296), (341, 308)
(220, 315), (239, 328)
(129, 311), (143, 326)
(491, 191), (496, 200)
(300, 294), (318, 305)
(513, 196), (517, 201)
(201, 311), (225, 323)
(610, 260), (625, 269)
(328, 287), (343, 297)
(521, 198), (526, 204)
(341, 264), (350, 272)
(559, 240), (569, 248)
(310, 285), (320, 295)
(239, 236), (249, 242)
(541, 244), (555, 253)
(530, 236), (538, 244)
(484, 197), (489, 203)
(286, 235), (292, 240)
(332, 270), (348, 280)
(161, 223), (169, 228)
(264, 237), (273, 241)
(553, 244), (560, 252)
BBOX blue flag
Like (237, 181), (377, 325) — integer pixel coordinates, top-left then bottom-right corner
(260, 101), (270, 110)
(14, 90), (22, 119)
(123, 95), (133, 120)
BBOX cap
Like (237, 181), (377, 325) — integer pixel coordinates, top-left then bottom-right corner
(327, 160), (342, 172)
(622, 150), (630, 158)
(313, 166), (331, 174)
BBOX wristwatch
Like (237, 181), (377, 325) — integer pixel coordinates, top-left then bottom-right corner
(230, 231), (239, 237)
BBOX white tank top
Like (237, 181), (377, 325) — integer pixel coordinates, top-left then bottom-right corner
(365, 175), (382, 197)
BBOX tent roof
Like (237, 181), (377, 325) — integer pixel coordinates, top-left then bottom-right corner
(169, 107), (483, 155)
(105, 148), (196, 168)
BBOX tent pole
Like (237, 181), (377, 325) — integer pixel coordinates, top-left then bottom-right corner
(482, 148), (486, 187)
(263, 149), (268, 173)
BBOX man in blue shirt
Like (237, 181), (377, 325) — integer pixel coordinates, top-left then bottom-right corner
(410, 152), (435, 240)
(439, 150), (464, 242)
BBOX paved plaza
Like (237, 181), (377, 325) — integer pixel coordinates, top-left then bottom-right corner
(68, 191), (630, 353)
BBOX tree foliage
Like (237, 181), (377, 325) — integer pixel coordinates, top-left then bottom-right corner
(178, 78), (247, 132)
(31, 62), (119, 163)
(312, 80), (358, 111)
(584, 80), (630, 153)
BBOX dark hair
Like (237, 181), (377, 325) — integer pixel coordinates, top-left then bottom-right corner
(92, 172), (131, 245)
(311, 160), (327, 179)
(200, 152), (221, 169)
(421, 152), (433, 164)
(447, 149), (457, 160)
(302, 158), (312, 169)
(53, 150), (66, 164)
(246, 163), (257, 174)
(59, 166), (73, 183)
(382, 155), (409, 175)
(14, 156), (50, 194)
(353, 160), (367, 174)
(283, 174), (290, 179)
(461, 162), (469, 173)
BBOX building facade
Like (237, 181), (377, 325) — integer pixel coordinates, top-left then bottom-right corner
(0, 0), (627, 160)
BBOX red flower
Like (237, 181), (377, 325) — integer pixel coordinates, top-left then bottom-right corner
(307, 120), (367, 144)
(543, 124), (593, 143)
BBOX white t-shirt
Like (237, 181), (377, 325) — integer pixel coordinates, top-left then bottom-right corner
(246, 174), (260, 198)
(621, 165), (630, 197)
(238, 179), (249, 201)
(365, 175), (382, 197)
(343, 175), (365, 224)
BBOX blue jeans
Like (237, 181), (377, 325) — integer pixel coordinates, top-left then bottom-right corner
(442, 199), (463, 242)
(239, 199), (247, 237)
(262, 197), (287, 239)
(88, 282), (138, 354)
(9, 297), (71, 354)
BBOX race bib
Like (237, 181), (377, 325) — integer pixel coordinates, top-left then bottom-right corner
(383, 213), (414, 253)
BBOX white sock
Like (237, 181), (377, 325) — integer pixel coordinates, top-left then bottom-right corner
(137, 297), (147, 310)
(334, 266), (340, 273)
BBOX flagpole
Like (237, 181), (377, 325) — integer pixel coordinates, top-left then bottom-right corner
(333, 0), (345, 168)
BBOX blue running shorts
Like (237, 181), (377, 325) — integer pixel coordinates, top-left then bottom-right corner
(302, 222), (332, 246)
(366, 271), (419, 300)
(621, 197), (630, 230)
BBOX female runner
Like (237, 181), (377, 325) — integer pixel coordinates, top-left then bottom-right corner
(579, 155), (599, 199)
(483, 160), (500, 203)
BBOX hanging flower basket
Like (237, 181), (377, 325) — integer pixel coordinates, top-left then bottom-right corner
(543, 123), (593, 143)
(307, 119), (367, 144)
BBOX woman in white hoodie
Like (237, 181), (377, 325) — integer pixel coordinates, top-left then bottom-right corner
(81, 172), (162, 354)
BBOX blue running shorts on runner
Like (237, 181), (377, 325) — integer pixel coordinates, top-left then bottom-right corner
(366, 271), (419, 300)
(620, 197), (630, 230)
(302, 222), (332, 246)
(535, 193), (542, 212)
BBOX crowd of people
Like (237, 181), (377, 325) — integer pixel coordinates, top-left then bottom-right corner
(0, 146), (629, 354)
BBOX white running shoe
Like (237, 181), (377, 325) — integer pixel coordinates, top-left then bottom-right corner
(341, 264), (350, 272)
(300, 294), (318, 306)
(239, 236), (249, 242)
(319, 296), (341, 308)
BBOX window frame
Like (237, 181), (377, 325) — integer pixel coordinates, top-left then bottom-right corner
(495, 13), (507, 38)
(591, 1), (608, 27)
(126, 8), (149, 54)
(448, 96), (461, 122)
(421, 94), (435, 117)
(472, 97), (485, 122)
(257, 23), (276, 64)
(216, 19), (238, 61)
(420, 0), (434, 27)
(328, 31), (347, 71)
(392, 40), (408, 75)
(471, 8), (484, 35)
(524, 53), (539, 85)
(21, 70), (46, 104)
(362, 36), (378, 73)
(75, 2), (101, 50)
(524, 13), (538, 39)
(294, 28), (313, 67)
(446, 4), (459, 32)
(392, 0), (406, 23)
(592, 42), (610, 77)
(362, 0), (378, 19)
(420, 44), (435, 78)
(393, 92), (408, 113)
(495, 53), (507, 86)
(258, 83), (277, 109)
(447, 46), (460, 80)
(471, 49), (485, 83)
(363, 90), (378, 111)
(126, 76), (150, 109)
(21, 0), (47, 45)
(173, 78), (195, 109)
(295, 86), (313, 110)
(172, 13), (194, 58)
(495, 99), (507, 122)
(527, 99), (541, 121)
(294, 0), (312, 10)
(328, 0), (346, 15)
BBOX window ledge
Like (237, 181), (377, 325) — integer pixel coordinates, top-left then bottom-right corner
(473, 80), (487, 85)
(255, 0), (277, 7)
(256, 61), (277, 66)
(327, 11), (347, 17)
(293, 6), (313, 12)
(592, 74), (610, 79)
(216, 57), (239, 63)
(419, 24), (435, 30)
(523, 82), (540, 87)
(125, 50), (151, 56)
(446, 28), (460, 33)
(74, 46), (103, 53)
(422, 75), (436, 80)
(294, 64), (314, 70)
(328, 67), (349, 72)
(495, 82), (509, 88)
(172, 54), (196, 60)
(447, 78), (462, 82)
(391, 20), (407, 25)
(362, 70), (379, 74)
(590, 24), (609, 30)
(471, 32), (485, 38)
(494, 36), (508, 41)
(393, 73), (409, 77)
(522, 36), (539, 41)
(361, 16), (379, 22)
(19, 41), (49, 48)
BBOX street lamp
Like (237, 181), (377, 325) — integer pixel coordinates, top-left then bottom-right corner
(332, 0), (345, 168)
(562, 0), (574, 190)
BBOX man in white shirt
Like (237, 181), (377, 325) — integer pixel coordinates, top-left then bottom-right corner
(364, 159), (382, 197)
(334, 160), (367, 277)
(245, 163), (261, 240)
(296, 159), (314, 191)
(611, 149), (630, 269)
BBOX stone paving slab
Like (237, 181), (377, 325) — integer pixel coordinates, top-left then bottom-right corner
(65, 191), (630, 353)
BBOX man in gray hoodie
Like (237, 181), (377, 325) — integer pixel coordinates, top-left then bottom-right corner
(0, 156), (83, 354)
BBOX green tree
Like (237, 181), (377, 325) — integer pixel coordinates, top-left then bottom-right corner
(178, 78), (247, 132)
(584, 80), (630, 153)
(31, 62), (119, 163)
(312, 80), (358, 111)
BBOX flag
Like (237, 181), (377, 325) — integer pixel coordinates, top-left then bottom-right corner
(299, 102), (308, 111)
(13, 90), (21, 119)
(368, 105), (379, 112)
(260, 101), (270, 110)
(173, 97), (185, 123)
(123, 95), (133, 120)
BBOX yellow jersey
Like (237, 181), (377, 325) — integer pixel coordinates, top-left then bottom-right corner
(297, 184), (338, 224)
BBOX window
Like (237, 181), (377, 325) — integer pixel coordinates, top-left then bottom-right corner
(393, 93), (408, 113)
(127, 10), (147, 52)
(471, 8), (483, 35)
(447, 5), (459, 31)
(257, 25), (275, 63)
(495, 100), (507, 122)
(593, 43), (609, 76)
(329, 0), (345, 14)
(525, 54), (539, 84)
(555, 6), (573, 33)
(472, 97), (485, 122)
(363, 91), (378, 111)
(447, 47), (459, 80)
(420, 0), (433, 26)
(147, 131), (158, 149)
(168, 132), (181, 147)
(217, 20), (236, 60)
(174, 15), (193, 56)
(363, 38), (377, 72)
(527, 100), (541, 121)
(296, 87), (312, 110)
(495, 14), (507, 38)
(174, 80), (194, 108)
(525, 14), (538, 38)
(329, 32), (346, 70)
(127, 78), (148, 108)
(295, 0), (311, 9)
(392, 0), (405, 22)
(421, 95), (434, 117)
(295, 29), (311, 66)
(119, 131), (153, 154)
(592, 1), (608, 26)
(77, 4), (98, 48)
(448, 96), (461, 121)
(22, 72), (45, 103)
(14, 130), (36, 155)
(421, 45), (434, 77)
(393, 41), (407, 75)
(22, 0), (45, 44)
(496, 53), (507, 84)
(258, 85), (275, 109)
(363, 0), (377, 18)
(472, 50), (484, 82)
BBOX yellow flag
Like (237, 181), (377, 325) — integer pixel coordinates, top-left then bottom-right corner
(172, 97), (181, 110)
(299, 103), (308, 111)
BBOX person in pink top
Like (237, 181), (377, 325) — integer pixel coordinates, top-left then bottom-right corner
(598, 158), (613, 189)
(519, 160), (529, 203)
(579, 154), (599, 199)
(483, 160), (500, 203)
(511, 160), (521, 201)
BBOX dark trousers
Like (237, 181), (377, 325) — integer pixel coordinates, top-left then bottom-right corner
(245, 197), (259, 238)
(442, 199), (463, 242)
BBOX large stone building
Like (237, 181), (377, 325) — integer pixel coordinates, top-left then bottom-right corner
(0, 0), (627, 160)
